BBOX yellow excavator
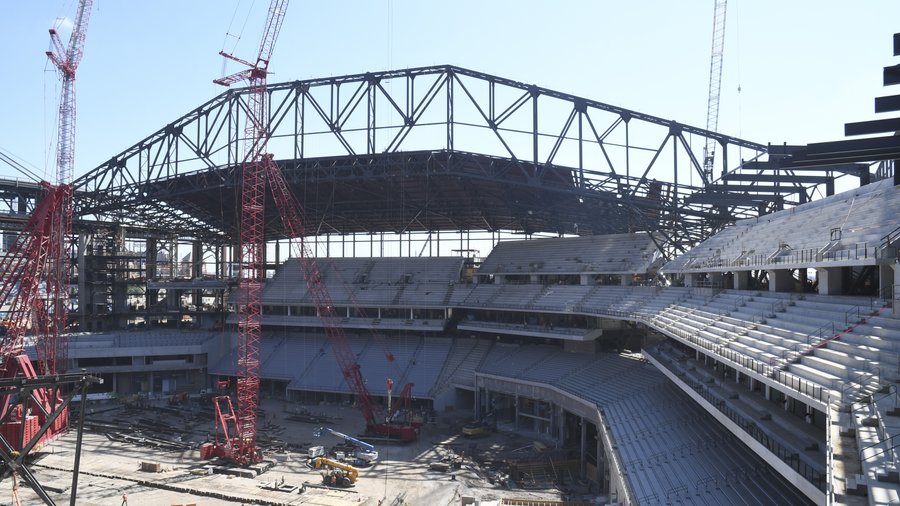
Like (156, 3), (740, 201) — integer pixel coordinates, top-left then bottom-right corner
(312, 456), (358, 488)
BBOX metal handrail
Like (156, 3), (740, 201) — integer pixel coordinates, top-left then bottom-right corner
(881, 224), (900, 251)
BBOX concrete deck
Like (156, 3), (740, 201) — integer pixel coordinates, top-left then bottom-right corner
(12, 399), (589, 505)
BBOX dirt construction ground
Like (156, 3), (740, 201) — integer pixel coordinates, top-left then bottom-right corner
(7, 397), (604, 505)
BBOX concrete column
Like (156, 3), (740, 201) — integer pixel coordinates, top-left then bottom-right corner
(620, 275), (629, 286)
(473, 381), (481, 420)
(765, 384), (771, 401)
(514, 395), (520, 431)
(495, 276), (506, 285)
(879, 264), (893, 297)
(769, 269), (794, 292)
(595, 427), (605, 492)
(220, 244), (230, 279)
(192, 241), (203, 308)
(734, 270), (750, 290)
(580, 417), (587, 471)
(166, 288), (180, 310)
(146, 238), (158, 310)
(107, 227), (128, 322)
(893, 264), (900, 318)
(77, 234), (89, 324)
(684, 273), (695, 288)
(530, 274), (539, 283)
(817, 267), (844, 296)
(580, 274), (590, 285)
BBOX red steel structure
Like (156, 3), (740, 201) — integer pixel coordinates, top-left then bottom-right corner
(0, 184), (72, 449)
(209, 0), (289, 465)
(45, 0), (93, 375)
(264, 161), (418, 442)
(206, 1), (418, 463)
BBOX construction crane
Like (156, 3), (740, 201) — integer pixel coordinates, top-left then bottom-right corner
(264, 161), (418, 443)
(387, 380), (415, 424)
(205, 0), (290, 466)
(44, 0), (93, 376)
(702, 0), (727, 185)
(205, 0), (417, 462)
(0, 184), (72, 450)
(314, 427), (378, 463)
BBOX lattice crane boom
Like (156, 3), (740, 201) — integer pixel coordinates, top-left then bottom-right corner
(264, 159), (418, 442)
(0, 183), (71, 446)
(703, 0), (727, 184)
(44, 0), (93, 377)
(262, 159), (375, 428)
(210, 0), (289, 466)
(46, 0), (93, 187)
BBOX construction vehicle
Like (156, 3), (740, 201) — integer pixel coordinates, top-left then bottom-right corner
(314, 427), (378, 464)
(462, 412), (496, 438)
(312, 457), (358, 488)
(209, 0), (419, 454)
(262, 139), (420, 443)
(206, 0), (289, 466)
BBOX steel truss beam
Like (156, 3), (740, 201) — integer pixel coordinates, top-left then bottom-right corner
(74, 65), (770, 252)
(0, 370), (102, 505)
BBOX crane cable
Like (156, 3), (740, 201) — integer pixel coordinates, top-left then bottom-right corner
(735, 0), (744, 163)
(221, 0), (258, 77)
(0, 147), (43, 183)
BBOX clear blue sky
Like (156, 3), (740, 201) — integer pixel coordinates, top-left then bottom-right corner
(1, 0), (898, 183)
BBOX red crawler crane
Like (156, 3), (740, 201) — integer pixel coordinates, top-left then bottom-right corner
(206, 0), (290, 465)
(264, 161), (418, 442)
(0, 0), (95, 452)
(0, 184), (73, 449)
(205, 1), (417, 464)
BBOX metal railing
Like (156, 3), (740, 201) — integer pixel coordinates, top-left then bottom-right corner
(881, 224), (900, 252)
(676, 370), (827, 490)
(772, 370), (828, 404)
(681, 240), (886, 271)
(598, 406), (635, 506)
(861, 432), (900, 464)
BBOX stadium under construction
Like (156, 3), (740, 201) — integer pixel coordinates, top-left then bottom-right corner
(1, 3), (900, 505)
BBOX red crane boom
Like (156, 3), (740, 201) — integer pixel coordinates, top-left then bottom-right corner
(264, 160), (418, 442)
(205, 2), (417, 462)
(208, 0), (289, 466)
(0, 184), (72, 447)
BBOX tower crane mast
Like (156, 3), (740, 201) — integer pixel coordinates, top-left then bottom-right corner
(703, 0), (727, 185)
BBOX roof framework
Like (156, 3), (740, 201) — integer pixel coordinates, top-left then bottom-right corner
(71, 65), (801, 254)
